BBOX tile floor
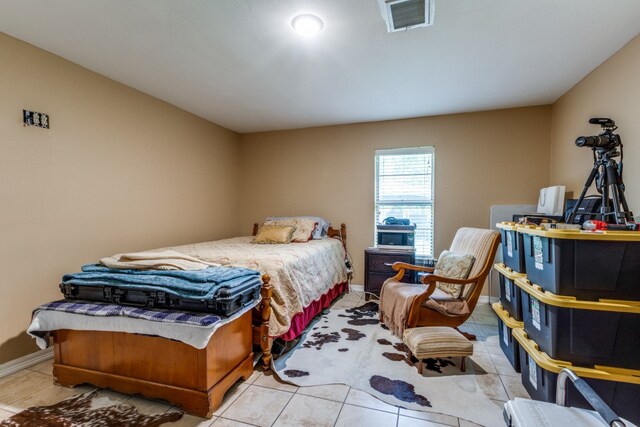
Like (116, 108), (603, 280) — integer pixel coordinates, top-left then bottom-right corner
(0, 290), (529, 427)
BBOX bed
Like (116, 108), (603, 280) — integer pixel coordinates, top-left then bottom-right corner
(47, 223), (348, 417)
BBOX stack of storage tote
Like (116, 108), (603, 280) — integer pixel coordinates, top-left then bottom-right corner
(493, 222), (532, 373)
(512, 226), (640, 424)
(492, 299), (523, 373)
(496, 222), (530, 273)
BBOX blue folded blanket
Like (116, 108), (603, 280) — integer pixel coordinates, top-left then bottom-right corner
(62, 264), (261, 299)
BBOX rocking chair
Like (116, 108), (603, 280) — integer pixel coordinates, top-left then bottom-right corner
(380, 227), (501, 340)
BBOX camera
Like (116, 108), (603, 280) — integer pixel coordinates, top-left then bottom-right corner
(575, 118), (621, 150)
(575, 133), (621, 149)
(567, 117), (634, 225)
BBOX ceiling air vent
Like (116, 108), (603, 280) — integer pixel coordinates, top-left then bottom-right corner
(379, 0), (434, 32)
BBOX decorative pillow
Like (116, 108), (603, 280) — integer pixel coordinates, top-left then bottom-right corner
(307, 217), (330, 239)
(266, 216), (329, 240)
(252, 225), (296, 244)
(433, 250), (476, 298)
(262, 218), (317, 242)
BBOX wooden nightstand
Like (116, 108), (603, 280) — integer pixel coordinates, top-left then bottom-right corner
(364, 248), (415, 300)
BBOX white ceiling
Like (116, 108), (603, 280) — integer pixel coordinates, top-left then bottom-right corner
(1, 0), (639, 133)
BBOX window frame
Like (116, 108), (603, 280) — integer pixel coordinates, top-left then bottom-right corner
(374, 146), (435, 260)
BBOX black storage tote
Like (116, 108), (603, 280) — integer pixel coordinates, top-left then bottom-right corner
(520, 227), (640, 301)
(496, 222), (530, 274)
(514, 328), (640, 425)
(495, 263), (526, 321)
(492, 302), (523, 373)
(516, 277), (640, 370)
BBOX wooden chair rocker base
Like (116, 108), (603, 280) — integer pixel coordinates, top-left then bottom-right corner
(455, 328), (477, 341)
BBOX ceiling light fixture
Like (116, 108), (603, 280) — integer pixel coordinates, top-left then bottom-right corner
(292, 14), (323, 36)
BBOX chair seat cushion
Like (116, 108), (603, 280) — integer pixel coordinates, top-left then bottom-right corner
(403, 326), (473, 359)
(427, 287), (458, 301)
(421, 288), (470, 317)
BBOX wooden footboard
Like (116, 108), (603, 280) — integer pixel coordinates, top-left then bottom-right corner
(250, 223), (348, 370)
(252, 275), (273, 370)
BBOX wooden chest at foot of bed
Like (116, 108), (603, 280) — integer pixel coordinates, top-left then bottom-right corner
(51, 310), (254, 418)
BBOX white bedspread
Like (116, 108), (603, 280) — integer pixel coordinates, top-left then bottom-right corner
(166, 236), (349, 337)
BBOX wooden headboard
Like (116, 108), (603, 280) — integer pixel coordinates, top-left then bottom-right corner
(252, 222), (347, 251)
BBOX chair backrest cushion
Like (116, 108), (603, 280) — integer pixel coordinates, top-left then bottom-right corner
(449, 227), (500, 300)
(434, 250), (476, 298)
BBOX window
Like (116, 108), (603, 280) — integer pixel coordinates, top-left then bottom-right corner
(375, 146), (434, 259)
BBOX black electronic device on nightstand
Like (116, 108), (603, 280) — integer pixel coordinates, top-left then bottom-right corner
(364, 248), (415, 300)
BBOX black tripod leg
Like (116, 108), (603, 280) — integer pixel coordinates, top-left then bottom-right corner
(614, 161), (634, 222)
(618, 190), (634, 222)
(609, 189), (623, 224)
(567, 166), (599, 223)
(606, 161), (634, 223)
(601, 177), (610, 222)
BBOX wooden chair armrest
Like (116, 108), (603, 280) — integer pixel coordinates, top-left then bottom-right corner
(389, 262), (435, 285)
(391, 262), (435, 273)
(420, 274), (477, 286)
(406, 281), (439, 326)
(420, 280), (438, 297)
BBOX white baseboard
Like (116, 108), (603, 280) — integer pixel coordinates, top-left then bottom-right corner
(0, 348), (53, 379)
(349, 284), (364, 292)
(479, 295), (496, 304)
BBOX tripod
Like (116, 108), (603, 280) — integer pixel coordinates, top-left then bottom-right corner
(567, 147), (634, 224)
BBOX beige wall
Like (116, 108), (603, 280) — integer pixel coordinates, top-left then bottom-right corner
(0, 33), (242, 363)
(240, 106), (552, 289)
(550, 35), (640, 215)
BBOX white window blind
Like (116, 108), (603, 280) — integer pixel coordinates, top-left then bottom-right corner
(375, 146), (435, 259)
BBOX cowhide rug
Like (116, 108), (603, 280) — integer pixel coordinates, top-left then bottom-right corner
(274, 302), (503, 426)
(0, 390), (182, 426)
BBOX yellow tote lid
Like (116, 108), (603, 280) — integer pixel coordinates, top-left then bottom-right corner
(512, 328), (640, 384)
(493, 263), (526, 280)
(514, 277), (640, 313)
(518, 226), (640, 241)
(496, 222), (537, 231)
(492, 302), (524, 329)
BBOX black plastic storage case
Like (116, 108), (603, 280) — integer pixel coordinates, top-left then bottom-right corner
(495, 263), (526, 321)
(492, 302), (523, 373)
(516, 277), (640, 370)
(60, 278), (262, 316)
(514, 328), (640, 425)
(520, 227), (640, 301)
(496, 222), (531, 274)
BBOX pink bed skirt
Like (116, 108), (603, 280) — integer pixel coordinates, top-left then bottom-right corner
(275, 281), (349, 341)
